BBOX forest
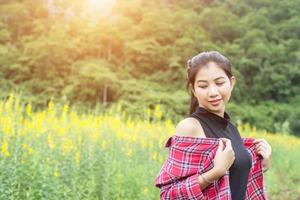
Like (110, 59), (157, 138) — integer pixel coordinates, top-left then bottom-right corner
(0, 0), (299, 135)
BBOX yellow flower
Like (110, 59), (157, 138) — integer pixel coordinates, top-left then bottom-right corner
(70, 111), (79, 124)
(154, 105), (162, 120)
(149, 141), (154, 149)
(101, 140), (107, 150)
(2, 116), (12, 136)
(159, 155), (165, 163)
(146, 108), (151, 117)
(28, 147), (33, 155)
(152, 151), (158, 161)
(62, 139), (73, 155)
(140, 138), (147, 149)
(57, 126), (66, 136)
(237, 125), (242, 133)
(127, 148), (133, 157)
(117, 104), (122, 113)
(143, 187), (149, 194)
(1, 140), (10, 157)
(26, 103), (32, 116)
(165, 119), (175, 133)
(54, 170), (59, 177)
(122, 111), (126, 119)
(75, 152), (81, 165)
(4, 93), (14, 112)
(22, 143), (28, 149)
(62, 103), (69, 115)
(47, 135), (55, 149)
(48, 99), (55, 115)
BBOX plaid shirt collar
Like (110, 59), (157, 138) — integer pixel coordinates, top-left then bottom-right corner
(155, 135), (268, 200)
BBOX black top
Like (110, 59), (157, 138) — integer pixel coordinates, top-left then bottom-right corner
(190, 106), (252, 200)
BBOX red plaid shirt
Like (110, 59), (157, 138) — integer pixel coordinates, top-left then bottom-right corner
(155, 135), (268, 200)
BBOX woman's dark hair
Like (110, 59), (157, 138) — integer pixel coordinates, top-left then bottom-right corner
(186, 51), (233, 115)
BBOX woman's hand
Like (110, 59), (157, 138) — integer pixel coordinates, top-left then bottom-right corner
(213, 138), (235, 177)
(254, 138), (272, 172)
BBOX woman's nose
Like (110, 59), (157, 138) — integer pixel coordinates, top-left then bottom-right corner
(208, 85), (218, 97)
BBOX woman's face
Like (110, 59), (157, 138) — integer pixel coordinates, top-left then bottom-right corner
(191, 62), (235, 117)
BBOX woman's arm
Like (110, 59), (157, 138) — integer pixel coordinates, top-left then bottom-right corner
(198, 167), (224, 189)
(159, 118), (213, 199)
(160, 167), (223, 199)
(159, 118), (234, 199)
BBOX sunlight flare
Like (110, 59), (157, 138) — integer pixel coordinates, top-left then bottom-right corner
(88, 0), (117, 17)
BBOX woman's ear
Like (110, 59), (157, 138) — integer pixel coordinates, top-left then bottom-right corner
(230, 76), (236, 91)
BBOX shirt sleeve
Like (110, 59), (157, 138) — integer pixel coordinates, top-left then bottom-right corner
(159, 173), (204, 200)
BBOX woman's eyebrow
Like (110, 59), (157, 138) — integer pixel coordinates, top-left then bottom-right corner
(215, 77), (226, 81)
(196, 76), (226, 83)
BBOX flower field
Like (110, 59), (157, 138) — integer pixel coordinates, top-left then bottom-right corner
(1, 94), (300, 199)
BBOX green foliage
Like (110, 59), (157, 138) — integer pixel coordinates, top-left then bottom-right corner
(227, 102), (296, 135)
(289, 108), (300, 136)
(0, 0), (299, 134)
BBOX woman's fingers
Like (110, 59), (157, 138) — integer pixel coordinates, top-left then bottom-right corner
(217, 140), (224, 152)
(217, 138), (235, 159)
(254, 139), (269, 146)
(221, 138), (232, 148)
(255, 139), (271, 150)
(256, 144), (268, 151)
(255, 141), (271, 159)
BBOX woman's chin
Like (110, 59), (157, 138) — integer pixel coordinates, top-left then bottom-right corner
(207, 104), (225, 114)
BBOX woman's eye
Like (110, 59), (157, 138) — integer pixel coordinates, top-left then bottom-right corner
(216, 82), (225, 86)
(198, 85), (208, 88)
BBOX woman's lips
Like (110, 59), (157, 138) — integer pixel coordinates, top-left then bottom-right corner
(209, 99), (222, 106)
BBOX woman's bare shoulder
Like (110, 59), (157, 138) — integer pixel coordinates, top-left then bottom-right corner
(174, 117), (205, 138)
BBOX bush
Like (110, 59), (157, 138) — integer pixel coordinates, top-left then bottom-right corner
(289, 109), (300, 136)
(227, 102), (295, 134)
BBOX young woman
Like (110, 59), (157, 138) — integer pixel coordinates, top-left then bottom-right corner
(155, 51), (272, 200)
